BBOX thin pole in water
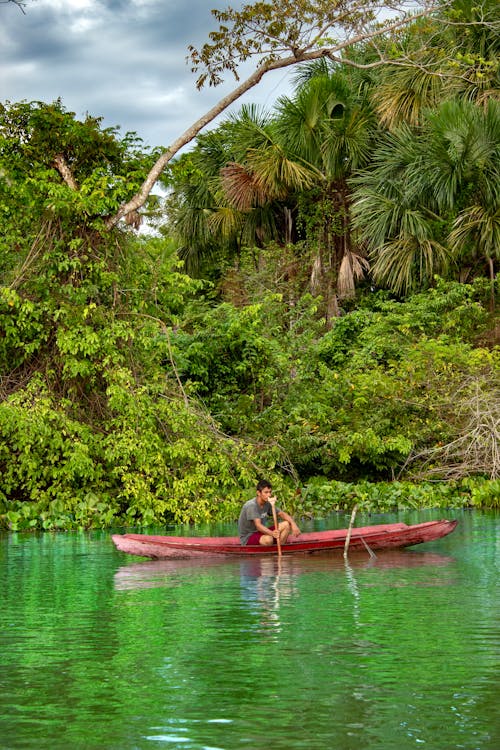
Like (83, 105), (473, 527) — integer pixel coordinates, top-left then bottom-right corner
(344, 504), (358, 558)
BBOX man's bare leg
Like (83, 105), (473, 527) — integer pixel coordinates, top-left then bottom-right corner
(278, 520), (291, 544)
(258, 521), (291, 546)
(259, 533), (274, 546)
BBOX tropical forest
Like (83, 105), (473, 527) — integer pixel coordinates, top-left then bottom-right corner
(1, 0), (499, 531)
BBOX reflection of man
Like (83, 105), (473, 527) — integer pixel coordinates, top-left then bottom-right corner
(238, 480), (301, 546)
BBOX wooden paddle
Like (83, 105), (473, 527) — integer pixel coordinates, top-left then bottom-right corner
(270, 497), (282, 557)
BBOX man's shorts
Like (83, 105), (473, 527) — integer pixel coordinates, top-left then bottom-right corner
(246, 526), (276, 545)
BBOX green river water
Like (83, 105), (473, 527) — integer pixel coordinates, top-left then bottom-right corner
(1, 508), (499, 750)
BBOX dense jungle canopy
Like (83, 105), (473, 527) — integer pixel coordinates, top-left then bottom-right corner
(0, 0), (499, 530)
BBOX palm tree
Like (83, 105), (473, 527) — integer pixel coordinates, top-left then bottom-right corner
(367, 0), (500, 132)
(220, 105), (317, 214)
(444, 99), (500, 301)
(169, 66), (375, 312)
(168, 101), (321, 280)
(263, 67), (374, 313)
(165, 127), (235, 275)
(351, 98), (499, 295)
(226, 67), (376, 314)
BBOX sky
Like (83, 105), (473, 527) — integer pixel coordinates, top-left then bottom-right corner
(1, 0), (295, 149)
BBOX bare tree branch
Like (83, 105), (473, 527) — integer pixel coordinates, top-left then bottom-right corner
(52, 154), (79, 191)
(403, 375), (500, 480)
(106, 1), (442, 228)
(1, 0), (28, 14)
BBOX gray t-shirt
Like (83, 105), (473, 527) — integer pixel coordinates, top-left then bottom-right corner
(238, 497), (280, 544)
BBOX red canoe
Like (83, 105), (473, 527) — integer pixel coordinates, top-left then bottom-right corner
(112, 519), (457, 559)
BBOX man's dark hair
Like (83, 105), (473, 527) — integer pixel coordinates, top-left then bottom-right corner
(256, 479), (272, 492)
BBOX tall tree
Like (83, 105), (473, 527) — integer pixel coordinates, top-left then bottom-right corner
(166, 106), (302, 276)
(104, 0), (445, 228)
(168, 65), (374, 311)
(351, 98), (500, 294)
(274, 65), (373, 308)
(367, 0), (500, 130)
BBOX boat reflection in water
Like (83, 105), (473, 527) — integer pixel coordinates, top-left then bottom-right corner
(113, 548), (455, 592)
(113, 555), (239, 591)
(238, 557), (294, 637)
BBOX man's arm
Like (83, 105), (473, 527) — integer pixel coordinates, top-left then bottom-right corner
(268, 494), (301, 537)
(278, 509), (301, 536)
(253, 517), (279, 539)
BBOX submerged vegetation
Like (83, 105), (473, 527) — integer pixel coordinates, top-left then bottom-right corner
(1, 1), (499, 530)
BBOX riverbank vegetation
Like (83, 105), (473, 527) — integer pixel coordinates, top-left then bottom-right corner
(1, 0), (498, 530)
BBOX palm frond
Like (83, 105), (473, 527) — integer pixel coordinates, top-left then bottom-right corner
(220, 162), (268, 210)
(450, 204), (500, 259)
(246, 144), (318, 198)
(290, 58), (334, 88)
(373, 62), (444, 130)
(322, 107), (373, 176)
(207, 206), (244, 239)
(337, 251), (370, 299)
(372, 237), (450, 295)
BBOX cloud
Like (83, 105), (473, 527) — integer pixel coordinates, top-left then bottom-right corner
(1, 0), (293, 149)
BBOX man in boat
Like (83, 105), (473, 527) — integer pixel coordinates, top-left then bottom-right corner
(238, 480), (301, 546)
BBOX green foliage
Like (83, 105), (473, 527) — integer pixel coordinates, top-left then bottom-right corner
(297, 477), (500, 516)
(351, 97), (500, 294)
(0, 99), (154, 245)
(172, 296), (286, 390)
(317, 278), (491, 368)
(0, 103), (281, 531)
(465, 479), (500, 508)
(170, 277), (498, 488)
(0, 287), (50, 370)
(0, 366), (279, 531)
(0, 378), (115, 530)
(0, 229), (281, 530)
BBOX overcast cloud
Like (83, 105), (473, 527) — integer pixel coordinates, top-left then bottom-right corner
(1, 0), (293, 149)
